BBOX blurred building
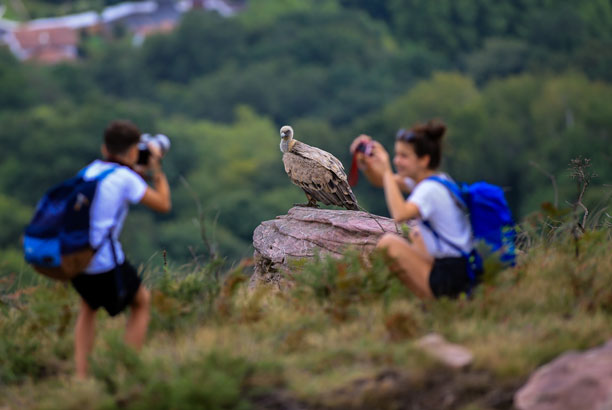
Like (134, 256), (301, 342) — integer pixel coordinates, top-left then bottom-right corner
(0, 0), (242, 63)
(5, 25), (78, 63)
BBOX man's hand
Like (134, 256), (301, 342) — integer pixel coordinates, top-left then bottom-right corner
(139, 140), (171, 213)
(146, 141), (163, 172)
(133, 141), (164, 180)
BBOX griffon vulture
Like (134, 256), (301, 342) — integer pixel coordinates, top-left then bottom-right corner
(280, 125), (359, 211)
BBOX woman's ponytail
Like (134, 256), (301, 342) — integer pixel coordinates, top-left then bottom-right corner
(396, 119), (447, 170)
(424, 120), (446, 142)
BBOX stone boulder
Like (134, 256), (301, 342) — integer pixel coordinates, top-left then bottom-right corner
(514, 339), (612, 410)
(416, 333), (474, 369)
(251, 206), (403, 288)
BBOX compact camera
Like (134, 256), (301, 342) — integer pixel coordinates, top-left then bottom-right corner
(137, 133), (171, 165)
(355, 140), (373, 156)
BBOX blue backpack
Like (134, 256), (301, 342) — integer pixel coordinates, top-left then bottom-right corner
(425, 176), (517, 281)
(23, 165), (118, 280)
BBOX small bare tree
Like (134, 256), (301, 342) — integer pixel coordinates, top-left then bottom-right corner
(568, 156), (597, 257)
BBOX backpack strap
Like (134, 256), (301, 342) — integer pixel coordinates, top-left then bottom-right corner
(93, 164), (127, 301)
(422, 176), (468, 253)
(77, 163), (119, 180)
(422, 176), (481, 286)
(427, 175), (467, 211)
(85, 164), (120, 255)
(108, 228), (127, 301)
(424, 218), (481, 289)
(82, 164), (126, 299)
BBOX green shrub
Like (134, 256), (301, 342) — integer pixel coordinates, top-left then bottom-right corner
(147, 257), (228, 333)
(0, 283), (76, 383)
(294, 249), (410, 321)
(88, 336), (259, 410)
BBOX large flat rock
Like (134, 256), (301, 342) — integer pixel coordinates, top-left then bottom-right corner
(251, 207), (402, 288)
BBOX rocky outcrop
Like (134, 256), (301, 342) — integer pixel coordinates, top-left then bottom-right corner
(515, 339), (612, 410)
(251, 207), (403, 288)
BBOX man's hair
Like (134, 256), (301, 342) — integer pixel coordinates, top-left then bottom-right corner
(104, 120), (141, 155)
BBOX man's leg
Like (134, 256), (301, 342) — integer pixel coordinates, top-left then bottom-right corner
(124, 285), (150, 349)
(377, 231), (435, 300)
(74, 298), (97, 379)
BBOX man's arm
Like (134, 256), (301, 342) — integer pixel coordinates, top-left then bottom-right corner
(138, 150), (171, 213)
(140, 171), (171, 213)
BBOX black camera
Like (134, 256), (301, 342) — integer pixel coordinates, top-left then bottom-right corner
(355, 140), (373, 156)
(137, 134), (171, 165)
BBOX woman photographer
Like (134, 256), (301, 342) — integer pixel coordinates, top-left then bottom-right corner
(350, 120), (479, 300)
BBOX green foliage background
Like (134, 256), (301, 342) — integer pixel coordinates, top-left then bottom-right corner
(1, 0), (611, 273)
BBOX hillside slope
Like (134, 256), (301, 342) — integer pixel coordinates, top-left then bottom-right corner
(1, 218), (611, 409)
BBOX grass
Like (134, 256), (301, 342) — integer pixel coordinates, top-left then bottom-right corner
(1, 217), (611, 409)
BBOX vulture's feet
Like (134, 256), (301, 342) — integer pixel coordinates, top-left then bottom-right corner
(293, 202), (320, 208)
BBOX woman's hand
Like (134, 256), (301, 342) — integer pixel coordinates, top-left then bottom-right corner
(366, 141), (393, 177)
(349, 134), (373, 172)
(349, 134), (372, 155)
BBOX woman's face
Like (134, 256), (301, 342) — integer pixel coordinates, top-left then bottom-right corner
(393, 141), (428, 179)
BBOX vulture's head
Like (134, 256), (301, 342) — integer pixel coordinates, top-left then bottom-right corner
(280, 125), (294, 141)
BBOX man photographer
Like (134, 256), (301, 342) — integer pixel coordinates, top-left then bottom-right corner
(72, 119), (171, 379)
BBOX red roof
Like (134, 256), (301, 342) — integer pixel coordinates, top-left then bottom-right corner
(13, 26), (77, 50)
(30, 46), (77, 63)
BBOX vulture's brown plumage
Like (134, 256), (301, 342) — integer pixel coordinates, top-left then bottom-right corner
(280, 125), (358, 210)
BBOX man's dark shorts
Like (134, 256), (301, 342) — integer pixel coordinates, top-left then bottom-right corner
(71, 261), (142, 317)
(429, 257), (481, 299)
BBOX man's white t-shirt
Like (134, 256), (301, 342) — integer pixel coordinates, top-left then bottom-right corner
(407, 174), (473, 258)
(82, 160), (147, 274)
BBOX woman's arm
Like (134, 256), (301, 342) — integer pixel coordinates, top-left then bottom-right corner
(366, 141), (420, 222)
(382, 171), (420, 221)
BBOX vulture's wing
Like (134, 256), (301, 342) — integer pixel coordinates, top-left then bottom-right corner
(291, 141), (348, 182)
(283, 141), (358, 210)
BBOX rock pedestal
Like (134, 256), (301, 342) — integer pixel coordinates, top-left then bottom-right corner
(251, 206), (402, 288)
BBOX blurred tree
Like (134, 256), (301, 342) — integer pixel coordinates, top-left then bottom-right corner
(1, 0), (611, 268)
(339, 0), (391, 22)
(463, 38), (529, 84)
(88, 40), (150, 97)
(237, 0), (340, 29)
(0, 195), (32, 249)
(525, 6), (585, 53)
(141, 11), (246, 83)
(0, 49), (35, 109)
(0, 98), (159, 204)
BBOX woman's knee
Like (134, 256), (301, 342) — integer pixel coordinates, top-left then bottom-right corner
(377, 232), (401, 249)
